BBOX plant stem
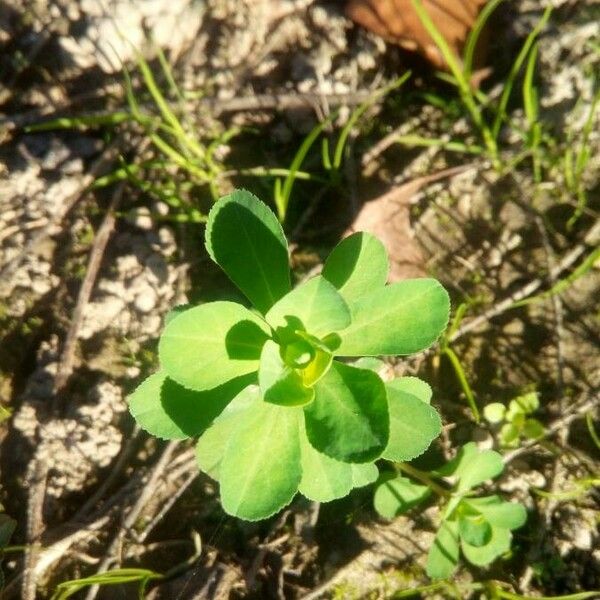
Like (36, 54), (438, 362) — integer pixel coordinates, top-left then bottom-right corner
(397, 462), (451, 498)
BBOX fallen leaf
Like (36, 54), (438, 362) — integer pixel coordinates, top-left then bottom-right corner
(347, 166), (469, 281)
(346, 0), (488, 70)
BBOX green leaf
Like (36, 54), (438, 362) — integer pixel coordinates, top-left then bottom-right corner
(219, 400), (302, 520)
(483, 402), (506, 424)
(510, 391), (539, 416)
(159, 301), (270, 391)
(374, 475), (431, 519)
(351, 463), (379, 488)
(456, 448), (504, 493)
(352, 357), (387, 375)
(458, 511), (492, 547)
(386, 376), (432, 404)
(426, 519), (460, 579)
(164, 304), (191, 326)
(337, 279), (450, 356)
(300, 346), (333, 387)
(322, 232), (389, 302)
(266, 276), (351, 338)
(196, 386), (258, 480)
(382, 379), (441, 461)
(523, 418), (545, 440)
(128, 371), (254, 439)
(437, 443), (504, 493)
(304, 362), (389, 463)
(298, 425), (353, 502)
(464, 496), (527, 530)
(499, 423), (521, 447)
(205, 189), (291, 314)
(461, 524), (512, 567)
(259, 340), (314, 406)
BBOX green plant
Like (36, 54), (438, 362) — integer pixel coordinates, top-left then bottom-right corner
(484, 392), (544, 448)
(50, 568), (162, 600)
(374, 442), (527, 578)
(128, 189), (450, 520)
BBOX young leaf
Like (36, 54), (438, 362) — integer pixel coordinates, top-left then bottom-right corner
(129, 370), (253, 439)
(298, 427), (354, 502)
(259, 340), (314, 406)
(461, 524), (512, 567)
(500, 423), (520, 447)
(464, 496), (527, 530)
(159, 301), (270, 391)
(304, 362), (389, 463)
(337, 279), (450, 356)
(322, 232), (389, 302)
(426, 519), (460, 579)
(456, 448), (504, 493)
(374, 475), (431, 519)
(436, 442), (504, 492)
(219, 400), (302, 520)
(205, 189), (291, 314)
(458, 511), (492, 547)
(483, 402), (506, 424)
(383, 379), (441, 461)
(523, 418), (545, 440)
(195, 385), (258, 480)
(266, 276), (351, 338)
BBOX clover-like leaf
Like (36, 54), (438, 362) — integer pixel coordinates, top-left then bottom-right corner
(437, 442), (504, 493)
(426, 519), (460, 579)
(159, 301), (270, 391)
(322, 232), (389, 302)
(455, 447), (504, 493)
(458, 510), (492, 547)
(205, 189), (291, 314)
(266, 276), (351, 338)
(464, 496), (527, 531)
(460, 524), (512, 567)
(128, 370), (254, 439)
(337, 279), (450, 356)
(383, 378), (441, 462)
(259, 340), (314, 406)
(196, 386), (257, 480)
(374, 474), (431, 519)
(304, 362), (389, 463)
(219, 399), (302, 520)
(483, 402), (506, 424)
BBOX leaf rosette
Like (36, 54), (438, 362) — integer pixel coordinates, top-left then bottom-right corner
(129, 189), (450, 520)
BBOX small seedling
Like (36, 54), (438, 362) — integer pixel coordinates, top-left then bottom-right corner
(374, 442), (527, 578)
(129, 189), (450, 520)
(484, 392), (545, 448)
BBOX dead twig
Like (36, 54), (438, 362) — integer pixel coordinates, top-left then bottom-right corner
(53, 183), (124, 394)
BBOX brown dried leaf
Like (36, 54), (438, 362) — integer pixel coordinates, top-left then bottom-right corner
(346, 0), (488, 69)
(347, 166), (469, 281)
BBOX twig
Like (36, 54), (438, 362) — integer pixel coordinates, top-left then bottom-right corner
(503, 396), (598, 464)
(53, 184), (124, 394)
(450, 218), (600, 343)
(136, 470), (198, 543)
(84, 440), (180, 600)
